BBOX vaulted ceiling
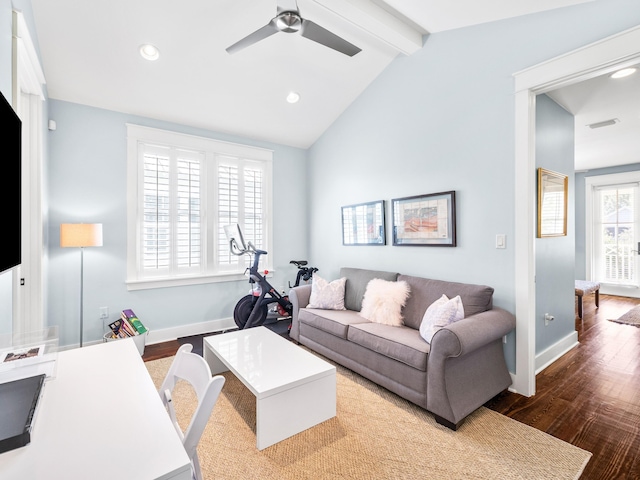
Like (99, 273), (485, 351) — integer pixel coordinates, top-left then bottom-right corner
(31, 0), (637, 171)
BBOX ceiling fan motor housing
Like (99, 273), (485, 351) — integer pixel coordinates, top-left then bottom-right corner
(276, 11), (302, 33)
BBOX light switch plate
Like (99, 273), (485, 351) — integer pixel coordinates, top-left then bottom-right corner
(496, 234), (506, 249)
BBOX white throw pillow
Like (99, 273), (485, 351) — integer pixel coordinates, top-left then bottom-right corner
(308, 275), (347, 310)
(359, 279), (410, 326)
(419, 294), (465, 344)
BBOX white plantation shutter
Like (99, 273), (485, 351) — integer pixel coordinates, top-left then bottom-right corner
(142, 149), (170, 271)
(244, 166), (264, 248)
(175, 153), (201, 268)
(127, 124), (272, 289)
(217, 162), (239, 268)
(216, 158), (267, 271)
(141, 146), (203, 277)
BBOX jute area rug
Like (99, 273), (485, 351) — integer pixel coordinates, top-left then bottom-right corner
(146, 353), (591, 480)
(609, 305), (640, 327)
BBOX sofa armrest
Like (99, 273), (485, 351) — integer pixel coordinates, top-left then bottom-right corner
(429, 307), (515, 359)
(288, 284), (312, 342)
(427, 307), (515, 427)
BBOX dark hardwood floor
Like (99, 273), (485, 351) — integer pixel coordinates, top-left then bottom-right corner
(143, 295), (640, 479)
(486, 294), (640, 480)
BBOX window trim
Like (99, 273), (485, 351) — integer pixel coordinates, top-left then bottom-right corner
(126, 124), (273, 291)
(586, 171), (640, 294)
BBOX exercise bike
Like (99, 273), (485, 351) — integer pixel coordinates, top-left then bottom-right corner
(224, 224), (318, 330)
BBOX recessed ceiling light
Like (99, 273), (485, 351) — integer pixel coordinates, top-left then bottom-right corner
(286, 91), (300, 104)
(610, 67), (637, 79)
(139, 44), (160, 61)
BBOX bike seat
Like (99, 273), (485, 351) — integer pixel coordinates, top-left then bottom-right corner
(290, 260), (308, 267)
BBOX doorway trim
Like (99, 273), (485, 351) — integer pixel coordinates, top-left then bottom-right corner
(12, 10), (46, 337)
(513, 25), (640, 396)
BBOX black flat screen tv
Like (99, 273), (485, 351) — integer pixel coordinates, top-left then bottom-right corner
(0, 91), (21, 274)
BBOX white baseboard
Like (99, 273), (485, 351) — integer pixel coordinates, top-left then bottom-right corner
(534, 330), (579, 374)
(146, 317), (237, 345)
(506, 330), (579, 396)
(69, 317), (237, 351)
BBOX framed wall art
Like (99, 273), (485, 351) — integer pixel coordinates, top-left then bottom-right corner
(341, 200), (386, 245)
(392, 191), (456, 246)
(537, 168), (568, 238)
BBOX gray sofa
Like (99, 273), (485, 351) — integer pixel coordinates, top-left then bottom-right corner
(289, 267), (516, 430)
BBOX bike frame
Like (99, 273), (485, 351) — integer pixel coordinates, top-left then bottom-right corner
(226, 225), (316, 329)
(244, 249), (292, 329)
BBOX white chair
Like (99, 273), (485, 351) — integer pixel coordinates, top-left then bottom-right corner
(160, 343), (225, 480)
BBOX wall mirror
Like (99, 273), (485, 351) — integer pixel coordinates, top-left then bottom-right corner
(537, 168), (568, 237)
(341, 200), (386, 245)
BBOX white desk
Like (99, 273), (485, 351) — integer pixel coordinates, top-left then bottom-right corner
(203, 327), (336, 450)
(0, 339), (191, 480)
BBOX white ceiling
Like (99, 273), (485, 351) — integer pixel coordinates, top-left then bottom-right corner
(30, 0), (635, 170)
(546, 64), (640, 171)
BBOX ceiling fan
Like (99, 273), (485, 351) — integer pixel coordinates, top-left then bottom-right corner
(226, 0), (361, 57)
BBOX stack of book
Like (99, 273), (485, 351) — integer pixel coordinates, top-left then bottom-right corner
(106, 309), (148, 339)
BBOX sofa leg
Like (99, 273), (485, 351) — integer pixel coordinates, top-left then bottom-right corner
(434, 414), (461, 431)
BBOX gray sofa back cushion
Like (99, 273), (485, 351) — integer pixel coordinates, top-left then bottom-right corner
(340, 267), (399, 312)
(399, 275), (494, 330)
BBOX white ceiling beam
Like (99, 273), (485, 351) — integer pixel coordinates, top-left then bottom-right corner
(310, 0), (424, 55)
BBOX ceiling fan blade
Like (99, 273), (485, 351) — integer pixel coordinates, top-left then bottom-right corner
(226, 20), (279, 54)
(276, 0), (299, 15)
(300, 19), (361, 57)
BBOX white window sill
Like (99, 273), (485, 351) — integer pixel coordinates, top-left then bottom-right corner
(126, 272), (247, 291)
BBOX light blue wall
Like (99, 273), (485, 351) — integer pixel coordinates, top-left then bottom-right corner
(575, 163), (640, 280)
(306, 0), (640, 372)
(4, 0), (640, 354)
(535, 94), (575, 353)
(46, 100), (307, 346)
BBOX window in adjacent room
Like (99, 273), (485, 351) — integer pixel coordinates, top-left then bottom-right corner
(593, 183), (639, 286)
(126, 124), (273, 290)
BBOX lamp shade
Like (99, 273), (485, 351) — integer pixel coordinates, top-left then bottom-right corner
(60, 223), (103, 248)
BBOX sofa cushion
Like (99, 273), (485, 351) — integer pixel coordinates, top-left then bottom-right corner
(340, 267), (400, 312)
(299, 308), (369, 340)
(347, 322), (430, 371)
(398, 275), (494, 330)
(359, 279), (410, 326)
(308, 275), (347, 310)
(419, 294), (465, 344)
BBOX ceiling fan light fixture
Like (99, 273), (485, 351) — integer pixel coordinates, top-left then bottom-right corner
(610, 67), (637, 79)
(286, 91), (300, 104)
(139, 44), (160, 61)
(276, 12), (302, 33)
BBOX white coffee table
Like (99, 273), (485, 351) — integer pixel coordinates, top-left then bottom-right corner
(203, 326), (336, 450)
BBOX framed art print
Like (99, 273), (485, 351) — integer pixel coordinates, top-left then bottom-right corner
(341, 200), (386, 245)
(392, 191), (456, 246)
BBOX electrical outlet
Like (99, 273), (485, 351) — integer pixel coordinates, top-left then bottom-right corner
(99, 307), (109, 319)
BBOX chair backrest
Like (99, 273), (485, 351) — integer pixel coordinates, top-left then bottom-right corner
(159, 344), (225, 473)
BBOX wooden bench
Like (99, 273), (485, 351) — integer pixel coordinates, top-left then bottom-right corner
(575, 280), (600, 319)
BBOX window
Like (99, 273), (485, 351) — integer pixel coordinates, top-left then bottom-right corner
(593, 183), (638, 286)
(126, 125), (272, 290)
(586, 171), (640, 298)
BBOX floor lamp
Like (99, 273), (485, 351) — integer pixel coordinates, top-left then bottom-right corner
(60, 223), (103, 348)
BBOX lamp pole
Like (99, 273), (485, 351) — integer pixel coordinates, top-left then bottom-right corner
(79, 246), (85, 348)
